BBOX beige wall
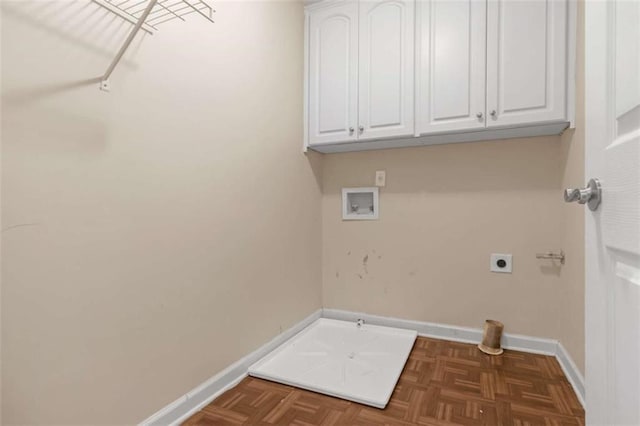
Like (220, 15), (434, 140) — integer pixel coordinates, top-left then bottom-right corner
(322, 137), (568, 335)
(1, 1), (321, 424)
(322, 3), (585, 374)
(322, 137), (585, 369)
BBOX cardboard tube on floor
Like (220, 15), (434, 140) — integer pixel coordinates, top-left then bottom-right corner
(478, 319), (504, 355)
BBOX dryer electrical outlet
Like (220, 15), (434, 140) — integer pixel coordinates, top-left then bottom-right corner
(490, 254), (513, 273)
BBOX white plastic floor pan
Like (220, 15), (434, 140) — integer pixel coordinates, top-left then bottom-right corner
(248, 318), (417, 408)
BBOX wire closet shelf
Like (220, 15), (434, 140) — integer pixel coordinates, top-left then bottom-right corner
(93, 0), (215, 91)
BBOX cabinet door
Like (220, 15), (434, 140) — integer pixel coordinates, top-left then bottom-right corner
(417, 0), (487, 134)
(486, 0), (567, 127)
(358, 0), (415, 140)
(308, 2), (359, 145)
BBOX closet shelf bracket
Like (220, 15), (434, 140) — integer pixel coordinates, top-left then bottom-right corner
(94, 0), (215, 92)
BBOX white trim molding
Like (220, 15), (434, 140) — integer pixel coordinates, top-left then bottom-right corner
(139, 309), (322, 426)
(323, 308), (559, 354)
(140, 308), (584, 425)
(556, 342), (586, 407)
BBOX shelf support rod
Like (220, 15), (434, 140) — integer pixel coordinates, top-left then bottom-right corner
(100, 0), (158, 91)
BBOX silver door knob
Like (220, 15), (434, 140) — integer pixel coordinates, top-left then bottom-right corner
(349, 127), (354, 133)
(359, 125), (364, 132)
(564, 178), (602, 211)
(490, 110), (497, 117)
(476, 112), (483, 119)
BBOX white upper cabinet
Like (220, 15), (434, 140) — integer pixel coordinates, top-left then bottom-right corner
(308, 2), (359, 145)
(358, 0), (415, 140)
(304, 0), (574, 153)
(486, 0), (567, 127)
(417, 0), (487, 134)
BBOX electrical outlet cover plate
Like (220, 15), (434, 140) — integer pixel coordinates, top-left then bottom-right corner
(490, 254), (513, 273)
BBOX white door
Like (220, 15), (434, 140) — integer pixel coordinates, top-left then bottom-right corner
(417, 0), (486, 134)
(585, 0), (640, 424)
(486, 0), (567, 127)
(358, 0), (414, 141)
(308, 2), (359, 145)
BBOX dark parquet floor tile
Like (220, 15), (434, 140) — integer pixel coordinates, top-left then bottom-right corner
(182, 337), (584, 426)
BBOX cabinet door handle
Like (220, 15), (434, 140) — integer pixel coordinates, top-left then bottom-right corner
(349, 127), (354, 134)
(476, 112), (483, 119)
(359, 125), (364, 132)
(490, 110), (497, 117)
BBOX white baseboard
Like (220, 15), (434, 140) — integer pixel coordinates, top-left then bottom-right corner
(556, 342), (586, 407)
(139, 309), (322, 426)
(321, 309), (558, 355)
(140, 307), (584, 425)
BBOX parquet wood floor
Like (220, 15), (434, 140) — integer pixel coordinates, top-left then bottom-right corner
(183, 337), (584, 425)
